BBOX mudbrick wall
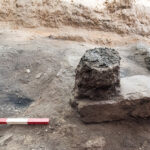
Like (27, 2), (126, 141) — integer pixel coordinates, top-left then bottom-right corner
(0, 0), (150, 36)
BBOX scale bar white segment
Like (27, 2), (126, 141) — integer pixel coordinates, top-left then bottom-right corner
(7, 118), (28, 124)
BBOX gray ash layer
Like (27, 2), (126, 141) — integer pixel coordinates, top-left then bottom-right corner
(81, 48), (120, 68)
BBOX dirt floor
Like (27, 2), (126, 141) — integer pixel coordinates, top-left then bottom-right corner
(0, 0), (150, 150)
(0, 27), (150, 150)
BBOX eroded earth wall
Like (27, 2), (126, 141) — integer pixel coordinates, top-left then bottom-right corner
(0, 0), (150, 36)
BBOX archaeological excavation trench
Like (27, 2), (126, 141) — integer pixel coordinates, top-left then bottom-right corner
(1, 0), (150, 149)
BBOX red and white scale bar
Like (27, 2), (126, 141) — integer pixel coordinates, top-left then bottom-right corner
(0, 118), (49, 125)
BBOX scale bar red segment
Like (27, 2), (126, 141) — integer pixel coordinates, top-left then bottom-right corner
(28, 118), (49, 125)
(0, 118), (7, 124)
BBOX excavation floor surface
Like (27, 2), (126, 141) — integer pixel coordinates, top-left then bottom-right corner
(0, 29), (150, 150)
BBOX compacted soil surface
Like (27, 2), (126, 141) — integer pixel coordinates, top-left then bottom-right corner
(0, 28), (150, 150)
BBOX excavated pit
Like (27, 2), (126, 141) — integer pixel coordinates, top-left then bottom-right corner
(71, 46), (150, 123)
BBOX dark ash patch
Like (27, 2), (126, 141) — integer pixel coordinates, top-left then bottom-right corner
(7, 93), (33, 107)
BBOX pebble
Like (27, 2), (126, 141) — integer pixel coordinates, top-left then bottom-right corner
(26, 69), (31, 73)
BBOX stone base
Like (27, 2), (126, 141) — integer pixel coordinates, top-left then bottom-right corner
(71, 75), (150, 123)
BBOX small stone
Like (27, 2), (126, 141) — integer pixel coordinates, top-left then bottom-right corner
(45, 129), (48, 132)
(83, 137), (106, 149)
(144, 55), (150, 70)
(35, 73), (42, 79)
(26, 69), (30, 73)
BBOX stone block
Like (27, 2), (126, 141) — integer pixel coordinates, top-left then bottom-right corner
(74, 75), (150, 123)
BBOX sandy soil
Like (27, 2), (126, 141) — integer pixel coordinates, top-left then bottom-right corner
(0, 28), (150, 150)
(0, 0), (150, 36)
